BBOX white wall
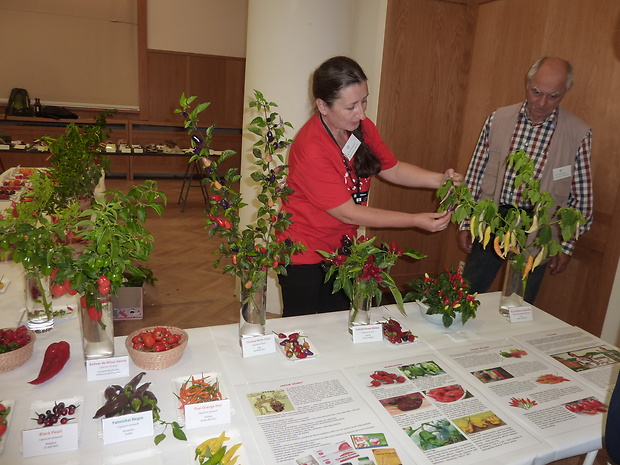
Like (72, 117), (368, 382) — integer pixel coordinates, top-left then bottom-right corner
(241, 0), (388, 314)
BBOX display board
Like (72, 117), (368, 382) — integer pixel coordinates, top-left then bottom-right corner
(0, 1), (138, 110)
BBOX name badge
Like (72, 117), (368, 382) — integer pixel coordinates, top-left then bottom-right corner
(342, 134), (361, 160)
(553, 165), (571, 181)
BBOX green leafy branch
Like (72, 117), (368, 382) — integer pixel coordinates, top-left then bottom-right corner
(175, 90), (305, 297)
(437, 149), (585, 282)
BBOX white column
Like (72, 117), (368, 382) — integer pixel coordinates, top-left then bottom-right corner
(241, 0), (387, 314)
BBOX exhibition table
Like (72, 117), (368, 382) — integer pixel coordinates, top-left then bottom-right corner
(0, 260), (616, 465)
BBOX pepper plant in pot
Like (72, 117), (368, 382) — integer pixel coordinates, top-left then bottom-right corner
(176, 91), (305, 341)
(39, 110), (114, 210)
(59, 180), (166, 360)
(436, 150), (585, 313)
(405, 267), (480, 328)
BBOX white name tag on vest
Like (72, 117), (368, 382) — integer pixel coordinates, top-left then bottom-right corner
(553, 165), (572, 181)
(342, 134), (361, 160)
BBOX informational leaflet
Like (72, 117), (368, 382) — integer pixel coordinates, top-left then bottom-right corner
(442, 338), (607, 438)
(235, 370), (415, 465)
(344, 354), (542, 465)
(512, 326), (620, 395)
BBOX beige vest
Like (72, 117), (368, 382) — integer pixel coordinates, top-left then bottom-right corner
(481, 103), (589, 207)
(480, 103), (590, 245)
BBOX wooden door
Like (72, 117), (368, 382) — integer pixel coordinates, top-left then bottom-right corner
(372, 0), (620, 336)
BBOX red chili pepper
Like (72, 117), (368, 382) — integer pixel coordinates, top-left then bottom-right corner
(28, 341), (71, 385)
(87, 306), (102, 322)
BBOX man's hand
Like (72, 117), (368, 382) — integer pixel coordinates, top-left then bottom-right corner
(458, 230), (473, 254)
(549, 253), (571, 275)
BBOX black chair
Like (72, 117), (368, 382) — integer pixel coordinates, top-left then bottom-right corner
(606, 370), (620, 464)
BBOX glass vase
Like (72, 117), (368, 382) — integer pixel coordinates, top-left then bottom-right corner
(239, 279), (267, 340)
(24, 273), (54, 333)
(500, 259), (527, 317)
(79, 294), (114, 360)
(349, 293), (371, 333)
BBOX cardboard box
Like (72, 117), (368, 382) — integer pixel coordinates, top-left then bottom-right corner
(112, 287), (143, 320)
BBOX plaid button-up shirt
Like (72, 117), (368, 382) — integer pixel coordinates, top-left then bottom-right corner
(464, 102), (593, 254)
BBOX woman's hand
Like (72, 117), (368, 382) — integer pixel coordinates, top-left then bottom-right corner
(414, 211), (452, 232)
(443, 169), (464, 186)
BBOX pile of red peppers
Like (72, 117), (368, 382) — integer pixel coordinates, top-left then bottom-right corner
(28, 341), (70, 385)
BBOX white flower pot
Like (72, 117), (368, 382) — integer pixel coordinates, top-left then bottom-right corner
(418, 301), (463, 328)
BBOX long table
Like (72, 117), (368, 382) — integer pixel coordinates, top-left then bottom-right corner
(0, 260), (615, 465)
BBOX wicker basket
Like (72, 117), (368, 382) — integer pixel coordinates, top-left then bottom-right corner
(125, 326), (188, 370)
(0, 329), (36, 373)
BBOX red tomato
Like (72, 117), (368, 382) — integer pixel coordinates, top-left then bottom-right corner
(51, 283), (68, 297)
(153, 341), (167, 352)
(142, 333), (156, 348)
(153, 327), (166, 341)
(0, 423), (6, 438)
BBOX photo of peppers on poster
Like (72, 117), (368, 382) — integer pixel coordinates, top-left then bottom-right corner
(234, 370), (411, 465)
(512, 326), (620, 396)
(441, 337), (607, 462)
(344, 354), (543, 465)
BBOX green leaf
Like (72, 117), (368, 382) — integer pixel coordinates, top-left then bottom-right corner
(154, 433), (166, 445)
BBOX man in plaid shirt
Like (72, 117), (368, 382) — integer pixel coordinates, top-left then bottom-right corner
(457, 57), (593, 304)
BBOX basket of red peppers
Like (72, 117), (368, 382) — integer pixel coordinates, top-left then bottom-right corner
(0, 326), (36, 373)
(125, 326), (188, 370)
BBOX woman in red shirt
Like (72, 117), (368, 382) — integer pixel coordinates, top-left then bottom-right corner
(277, 56), (460, 316)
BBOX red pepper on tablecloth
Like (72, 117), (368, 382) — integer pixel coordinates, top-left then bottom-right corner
(28, 341), (71, 385)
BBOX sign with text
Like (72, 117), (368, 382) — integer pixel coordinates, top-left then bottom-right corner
(185, 398), (231, 429)
(22, 423), (79, 458)
(102, 411), (154, 444)
(241, 334), (276, 358)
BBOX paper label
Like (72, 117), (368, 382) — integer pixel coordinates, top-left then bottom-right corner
(241, 333), (276, 357)
(184, 399), (231, 429)
(352, 324), (383, 343)
(341, 134), (361, 160)
(86, 356), (130, 381)
(553, 165), (571, 181)
(102, 411), (154, 444)
(22, 423), (79, 457)
(508, 306), (534, 322)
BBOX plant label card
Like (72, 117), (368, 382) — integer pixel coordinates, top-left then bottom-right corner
(87, 356), (130, 381)
(102, 411), (154, 444)
(241, 333), (276, 358)
(184, 398), (231, 429)
(352, 324), (383, 343)
(507, 306), (534, 322)
(22, 422), (79, 457)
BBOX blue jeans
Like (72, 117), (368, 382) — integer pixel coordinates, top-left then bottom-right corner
(462, 240), (548, 305)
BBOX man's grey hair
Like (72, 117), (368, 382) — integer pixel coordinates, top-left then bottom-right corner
(526, 57), (574, 93)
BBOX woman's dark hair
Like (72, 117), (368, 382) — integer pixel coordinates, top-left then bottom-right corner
(313, 56), (381, 178)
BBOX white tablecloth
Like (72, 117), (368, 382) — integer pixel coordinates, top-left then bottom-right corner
(0, 260), (607, 465)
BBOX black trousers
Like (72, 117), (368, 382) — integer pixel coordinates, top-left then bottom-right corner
(278, 263), (350, 317)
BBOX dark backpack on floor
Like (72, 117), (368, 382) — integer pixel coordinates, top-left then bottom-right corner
(6, 88), (33, 116)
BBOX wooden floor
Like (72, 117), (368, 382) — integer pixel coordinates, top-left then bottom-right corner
(108, 177), (611, 465)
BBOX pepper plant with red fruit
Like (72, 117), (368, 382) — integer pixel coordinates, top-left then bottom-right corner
(318, 234), (425, 316)
(405, 267), (480, 327)
(176, 91), (305, 297)
(60, 181), (166, 323)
